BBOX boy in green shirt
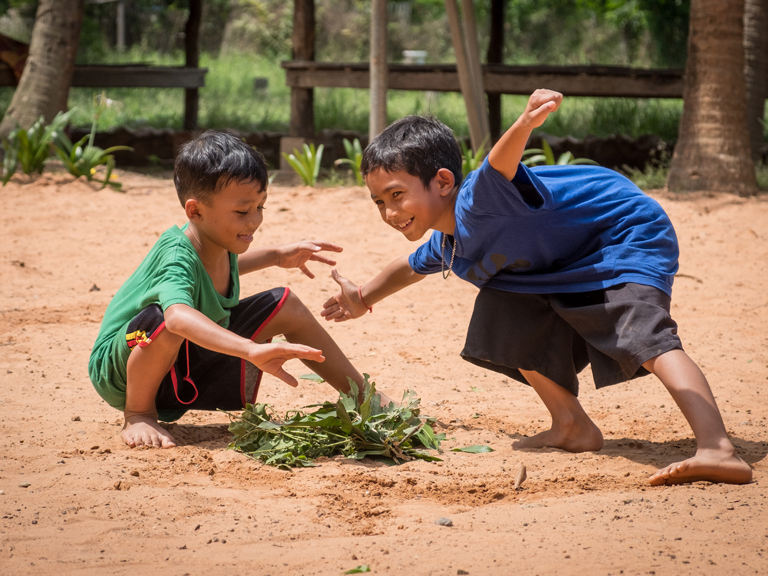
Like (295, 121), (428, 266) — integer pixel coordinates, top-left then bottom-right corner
(89, 131), (391, 448)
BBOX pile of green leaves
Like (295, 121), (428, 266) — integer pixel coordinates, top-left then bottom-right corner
(227, 375), (444, 470)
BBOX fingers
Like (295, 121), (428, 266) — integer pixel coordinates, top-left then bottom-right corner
(331, 267), (345, 286)
(309, 253), (337, 266)
(273, 367), (299, 388)
(309, 241), (343, 253)
(299, 263), (314, 279)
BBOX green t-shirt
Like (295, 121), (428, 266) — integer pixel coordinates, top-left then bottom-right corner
(88, 224), (240, 414)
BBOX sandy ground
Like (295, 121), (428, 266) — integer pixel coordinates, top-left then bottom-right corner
(1, 167), (767, 576)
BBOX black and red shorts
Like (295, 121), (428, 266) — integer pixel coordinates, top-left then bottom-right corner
(125, 287), (289, 421)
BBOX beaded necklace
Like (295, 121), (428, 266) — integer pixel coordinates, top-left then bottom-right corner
(441, 233), (457, 279)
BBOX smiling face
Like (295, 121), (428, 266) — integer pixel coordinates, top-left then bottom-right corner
(367, 167), (457, 241)
(186, 178), (267, 256)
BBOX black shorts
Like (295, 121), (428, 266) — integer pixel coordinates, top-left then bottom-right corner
(460, 283), (682, 396)
(125, 287), (289, 421)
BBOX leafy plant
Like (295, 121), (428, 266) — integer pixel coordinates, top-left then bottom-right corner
(460, 137), (489, 177)
(522, 139), (598, 167)
(282, 142), (324, 186)
(2, 110), (75, 185)
(53, 94), (133, 191)
(227, 375), (444, 470)
(334, 137), (364, 186)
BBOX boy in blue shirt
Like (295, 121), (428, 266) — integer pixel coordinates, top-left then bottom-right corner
(321, 90), (751, 486)
(90, 131), (392, 449)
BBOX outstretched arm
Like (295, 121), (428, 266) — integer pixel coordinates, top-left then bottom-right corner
(321, 255), (425, 322)
(164, 304), (324, 387)
(488, 89), (563, 180)
(238, 241), (343, 277)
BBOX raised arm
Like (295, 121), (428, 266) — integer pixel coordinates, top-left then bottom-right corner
(488, 89), (563, 180)
(321, 255), (425, 322)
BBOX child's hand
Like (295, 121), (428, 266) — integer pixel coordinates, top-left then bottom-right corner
(320, 268), (369, 322)
(248, 341), (325, 387)
(275, 241), (343, 279)
(520, 89), (563, 129)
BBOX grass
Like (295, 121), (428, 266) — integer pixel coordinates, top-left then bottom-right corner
(0, 50), (686, 141)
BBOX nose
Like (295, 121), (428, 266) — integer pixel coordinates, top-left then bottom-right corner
(385, 205), (399, 221)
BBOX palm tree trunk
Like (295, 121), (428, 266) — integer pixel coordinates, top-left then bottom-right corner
(667, 0), (757, 195)
(744, 0), (768, 163)
(0, 0), (85, 139)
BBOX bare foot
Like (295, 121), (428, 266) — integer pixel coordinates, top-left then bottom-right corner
(649, 448), (752, 486)
(121, 415), (176, 448)
(513, 418), (604, 452)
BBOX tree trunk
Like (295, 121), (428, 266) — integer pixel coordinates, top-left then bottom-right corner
(743, 0), (768, 163)
(667, 0), (757, 195)
(0, 0), (85, 139)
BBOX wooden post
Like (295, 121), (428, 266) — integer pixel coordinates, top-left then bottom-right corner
(487, 0), (505, 143)
(461, 0), (490, 144)
(116, 0), (125, 52)
(445, 0), (485, 150)
(183, 0), (202, 130)
(290, 0), (315, 138)
(369, 0), (388, 139)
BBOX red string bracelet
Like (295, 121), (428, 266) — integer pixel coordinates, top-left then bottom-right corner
(358, 285), (373, 313)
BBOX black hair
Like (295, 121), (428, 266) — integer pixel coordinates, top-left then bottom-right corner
(174, 130), (268, 207)
(360, 115), (463, 189)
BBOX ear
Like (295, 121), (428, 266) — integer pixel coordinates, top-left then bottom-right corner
(185, 198), (202, 222)
(434, 168), (456, 197)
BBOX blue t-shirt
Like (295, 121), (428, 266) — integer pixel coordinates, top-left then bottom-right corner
(409, 159), (679, 295)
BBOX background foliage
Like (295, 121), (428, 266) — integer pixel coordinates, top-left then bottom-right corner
(0, 0), (697, 145)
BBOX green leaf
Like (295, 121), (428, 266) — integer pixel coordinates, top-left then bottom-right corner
(299, 373), (325, 383)
(541, 139), (556, 165)
(451, 445), (494, 453)
(344, 565), (370, 574)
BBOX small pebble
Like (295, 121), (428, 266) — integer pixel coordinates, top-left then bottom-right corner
(19, 482), (31, 488)
(0, 490), (5, 495)
(435, 517), (453, 527)
(71, 416), (81, 422)
(130, 470), (139, 477)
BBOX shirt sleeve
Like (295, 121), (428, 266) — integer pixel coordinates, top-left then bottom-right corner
(408, 230), (445, 275)
(147, 251), (198, 312)
(465, 158), (550, 215)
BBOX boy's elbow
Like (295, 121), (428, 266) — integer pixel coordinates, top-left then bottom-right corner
(163, 304), (187, 334)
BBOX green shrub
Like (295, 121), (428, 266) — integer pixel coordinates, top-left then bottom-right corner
(522, 139), (598, 167)
(334, 138), (364, 186)
(282, 143), (324, 187)
(2, 110), (75, 185)
(460, 137), (489, 177)
(53, 95), (133, 191)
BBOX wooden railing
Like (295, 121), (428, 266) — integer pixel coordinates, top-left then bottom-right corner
(282, 61), (684, 99)
(0, 63), (207, 89)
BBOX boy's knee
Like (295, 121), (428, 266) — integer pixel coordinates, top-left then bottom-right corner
(281, 290), (313, 318)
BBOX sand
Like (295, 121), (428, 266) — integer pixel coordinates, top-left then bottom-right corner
(1, 168), (767, 575)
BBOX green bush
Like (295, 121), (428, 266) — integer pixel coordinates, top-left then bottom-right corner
(2, 110), (75, 185)
(282, 143), (323, 187)
(334, 138), (364, 186)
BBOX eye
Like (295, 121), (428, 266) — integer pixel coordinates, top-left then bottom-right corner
(391, 191), (402, 199)
(257, 205), (266, 210)
(373, 199), (383, 206)
(235, 210), (248, 215)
